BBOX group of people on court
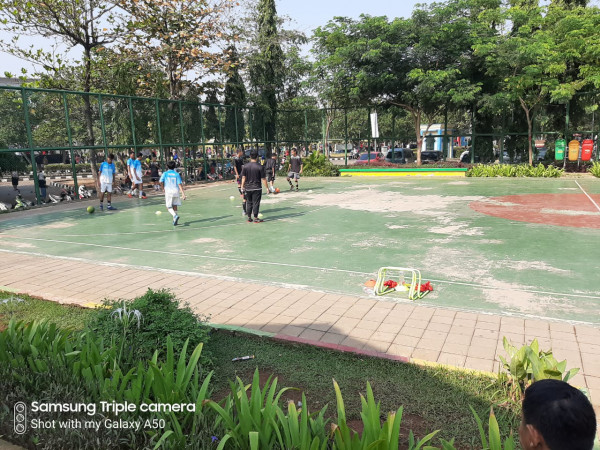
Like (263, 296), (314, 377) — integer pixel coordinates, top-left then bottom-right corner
(96, 147), (302, 226)
(234, 147), (303, 223)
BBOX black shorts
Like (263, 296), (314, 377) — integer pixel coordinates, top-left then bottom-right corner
(12, 177), (18, 186)
(151, 177), (159, 182)
(267, 173), (276, 182)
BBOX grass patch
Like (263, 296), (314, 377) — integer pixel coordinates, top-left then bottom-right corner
(0, 294), (520, 447)
(0, 291), (92, 331)
(205, 330), (519, 447)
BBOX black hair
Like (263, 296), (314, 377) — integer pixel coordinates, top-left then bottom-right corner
(108, 153), (115, 160)
(522, 379), (596, 450)
(167, 161), (176, 170)
(137, 152), (143, 158)
(129, 150), (135, 156)
(250, 149), (259, 159)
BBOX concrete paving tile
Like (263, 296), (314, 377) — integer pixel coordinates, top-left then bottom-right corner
(432, 309), (456, 318)
(453, 318), (477, 329)
(411, 348), (440, 362)
(437, 353), (466, 367)
(549, 322), (575, 333)
(449, 325), (475, 336)
(464, 357), (494, 373)
(576, 326), (600, 337)
(355, 319), (382, 331)
(399, 326), (425, 339)
(340, 336), (367, 349)
(430, 315), (454, 325)
(376, 322), (403, 334)
(474, 328), (500, 340)
(386, 344), (414, 358)
(467, 345), (497, 360)
(417, 338), (445, 351)
(348, 327), (375, 339)
(368, 340), (391, 353)
(442, 342), (470, 356)
(446, 333), (472, 346)
(393, 334), (421, 347)
(371, 331), (397, 344)
(320, 332), (346, 345)
(426, 322), (452, 333)
(403, 318), (429, 330)
(298, 329), (325, 341)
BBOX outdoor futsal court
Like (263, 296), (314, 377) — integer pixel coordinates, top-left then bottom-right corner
(1, 176), (599, 326)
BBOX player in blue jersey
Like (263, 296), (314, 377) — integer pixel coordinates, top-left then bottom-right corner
(98, 154), (117, 211)
(159, 161), (186, 225)
(129, 153), (146, 199)
(126, 150), (135, 194)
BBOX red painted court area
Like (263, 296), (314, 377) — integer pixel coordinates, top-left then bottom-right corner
(470, 193), (600, 229)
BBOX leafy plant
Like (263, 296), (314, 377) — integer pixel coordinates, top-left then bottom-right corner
(467, 163), (563, 178)
(87, 289), (212, 368)
(331, 379), (438, 450)
(589, 161), (600, 178)
(469, 407), (515, 450)
(499, 338), (579, 394)
(276, 392), (329, 450)
(208, 368), (293, 450)
(282, 151), (340, 177)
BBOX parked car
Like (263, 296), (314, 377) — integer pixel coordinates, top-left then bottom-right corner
(386, 148), (415, 164)
(420, 151), (442, 163)
(354, 152), (384, 165)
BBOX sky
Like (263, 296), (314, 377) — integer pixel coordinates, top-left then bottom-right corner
(0, 0), (429, 76)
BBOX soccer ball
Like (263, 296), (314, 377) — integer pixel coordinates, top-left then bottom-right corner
(87, 206), (95, 214)
(275, 188), (280, 194)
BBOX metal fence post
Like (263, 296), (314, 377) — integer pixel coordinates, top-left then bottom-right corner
(98, 94), (108, 159)
(344, 108), (349, 166)
(128, 97), (137, 153)
(21, 88), (41, 205)
(155, 99), (166, 171)
(178, 101), (188, 184)
(63, 93), (79, 195)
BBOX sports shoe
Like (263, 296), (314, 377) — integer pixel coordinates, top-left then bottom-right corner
(242, 210), (247, 217)
(107, 205), (116, 210)
(141, 195), (147, 199)
(296, 187), (299, 192)
(99, 203), (103, 211)
(173, 214), (180, 226)
(128, 193), (132, 198)
(247, 217), (253, 223)
(289, 185), (294, 191)
(254, 218), (263, 223)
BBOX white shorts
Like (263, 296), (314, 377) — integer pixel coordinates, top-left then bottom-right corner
(132, 174), (143, 185)
(100, 182), (112, 193)
(165, 194), (181, 208)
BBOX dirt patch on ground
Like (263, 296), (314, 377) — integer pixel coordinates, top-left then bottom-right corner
(300, 191), (483, 215)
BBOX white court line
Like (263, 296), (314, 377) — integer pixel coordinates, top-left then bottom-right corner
(3, 234), (600, 302)
(1, 247), (599, 327)
(575, 180), (600, 213)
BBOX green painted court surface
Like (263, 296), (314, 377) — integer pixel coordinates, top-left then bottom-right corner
(1, 177), (599, 324)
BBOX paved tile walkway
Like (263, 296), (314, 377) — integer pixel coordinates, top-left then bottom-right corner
(1, 250), (599, 407)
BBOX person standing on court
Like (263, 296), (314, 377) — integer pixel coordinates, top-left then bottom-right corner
(129, 153), (146, 199)
(126, 150), (135, 194)
(160, 160), (186, 226)
(233, 148), (246, 216)
(98, 154), (117, 211)
(286, 148), (303, 191)
(241, 149), (268, 223)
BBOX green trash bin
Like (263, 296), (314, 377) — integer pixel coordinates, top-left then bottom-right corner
(555, 139), (565, 161)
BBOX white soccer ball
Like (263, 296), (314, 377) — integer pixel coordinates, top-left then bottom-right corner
(308, 190), (313, 193)
(155, 211), (162, 215)
(258, 213), (264, 219)
(229, 195), (235, 200)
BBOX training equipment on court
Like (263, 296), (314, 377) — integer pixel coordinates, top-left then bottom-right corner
(155, 211), (162, 215)
(275, 188), (280, 194)
(230, 195), (235, 200)
(373, 266), (431, 300)
(87, 206), (95, 214)
(257, 213), (264, 219)
(308, 190), (313, 193)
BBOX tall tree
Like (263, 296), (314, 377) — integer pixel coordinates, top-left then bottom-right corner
(248, 0), (284, 156)
(223, 46), (247, 146)
(0, 0), (122, 180)
(120, 0), (234, 99)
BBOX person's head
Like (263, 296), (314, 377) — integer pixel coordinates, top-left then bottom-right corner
(520, 379), (596, 450)
(137, 152), (143, 159)
(292, 148), (297, 156)
(250, 149), (258, 160)
(107, 153), (114, 163)
(129, 150), (135, 158)
(238, 149), (244, 156)
(271, 153), (277, 159)
(167, 161), (176, 170)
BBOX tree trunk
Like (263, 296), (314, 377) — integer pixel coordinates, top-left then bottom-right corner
(83, 46), (99, 184)
(520, 97), (533, 165)
(413, 111), (422, 166)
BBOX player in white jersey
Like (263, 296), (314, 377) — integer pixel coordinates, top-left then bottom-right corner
(159, 161), (186, 226)
(98, 154), (117, 211)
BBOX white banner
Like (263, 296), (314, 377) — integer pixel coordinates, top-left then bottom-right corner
(370, 112), (379, 139)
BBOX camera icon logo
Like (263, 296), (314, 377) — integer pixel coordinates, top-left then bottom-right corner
(14, 402), (27, 435)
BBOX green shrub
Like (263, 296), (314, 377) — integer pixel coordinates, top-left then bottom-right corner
(279, 151), (340, 177)
(467, 163), (563, 178)
(499, 338), (579, 396)
(44, 163), (92, 173)
(87, 289), (212, 368)
(589, 161), (600, 178)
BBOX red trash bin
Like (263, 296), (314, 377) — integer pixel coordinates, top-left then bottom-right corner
(581, 139), (594, 161)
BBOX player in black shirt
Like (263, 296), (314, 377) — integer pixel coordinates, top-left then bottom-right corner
(265, 152), (278, 193)
(241, 149), (268, 223)
(233, 149), (246, 215)
(286, 148), (303, 191)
